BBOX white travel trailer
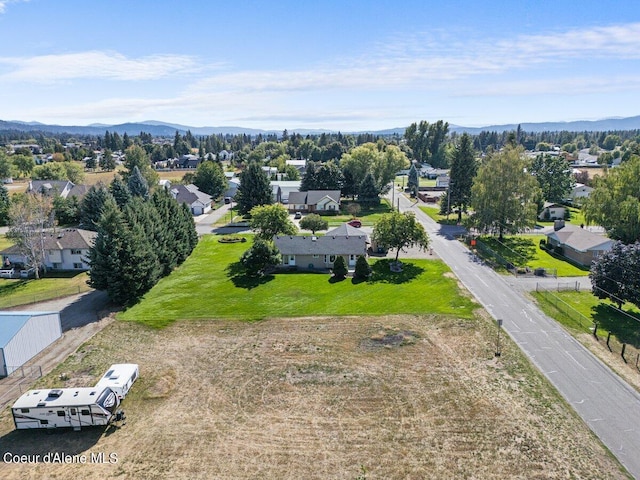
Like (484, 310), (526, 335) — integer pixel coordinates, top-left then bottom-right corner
(12, 387), (123, 430)
(94, 364), (139, 400)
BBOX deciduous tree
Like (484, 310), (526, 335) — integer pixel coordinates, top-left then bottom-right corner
(193, 160), (226, 198)
(372, 211), (430, 262)
(583, 155), (640, 244)
(249, 204), (297, 240)
(470, 146), (540, 239)
(7, 194), (52, 279)
(240, 239), (281, 276)
(530, 153), (574, 203)
(299, 213), (328, 234)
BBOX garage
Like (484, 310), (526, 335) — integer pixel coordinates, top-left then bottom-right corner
(0, 311), (62, 377)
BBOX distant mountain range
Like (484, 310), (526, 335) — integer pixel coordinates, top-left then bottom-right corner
(2, 116), (640, 137)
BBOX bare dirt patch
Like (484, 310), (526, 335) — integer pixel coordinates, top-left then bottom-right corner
(0, 315), (629, 479)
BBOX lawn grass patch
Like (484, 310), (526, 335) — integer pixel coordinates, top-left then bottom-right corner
(480, 235), (589, 277)
(0, 271), (91, 308)
(0, 235), (12, 251)
(536, 206), (587, 228)
(419, 205), (470, 226)
(119, 235), (477, 328)
(532, 290), (640, 348)
(325, 199), (393, 227)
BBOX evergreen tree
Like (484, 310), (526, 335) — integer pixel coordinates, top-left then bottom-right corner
(53, 195), (80, 225)
(354, 255), (371, 280)
(341, 168), (358, 199)
(449, 133), (477, 222)
(235, 162), (273, 215)
(407, 164), (419, 195)
(79, 183), (112, 230)
(358, 172), (379, 204)
(110, 175), (132, 208)
(85, 153), (97, 171)
(332, 255), (348, 279)
(300, 161), (317, 191)
(87, 197), (126, 294)
(0, 184), (10, 226)
(99, 148), (116, 171)
(128, 165), (150, 199)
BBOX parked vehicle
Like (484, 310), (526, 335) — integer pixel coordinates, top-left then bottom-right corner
(294, 211), (302, 219)
(347, 219), (362, 228)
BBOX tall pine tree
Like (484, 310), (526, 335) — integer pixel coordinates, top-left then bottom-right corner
(235, 162), (273, 215)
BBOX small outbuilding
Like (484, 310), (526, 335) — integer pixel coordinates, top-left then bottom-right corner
(0, 311), (62, 377)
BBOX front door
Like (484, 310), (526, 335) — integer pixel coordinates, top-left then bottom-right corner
(288, 255), (296, 266)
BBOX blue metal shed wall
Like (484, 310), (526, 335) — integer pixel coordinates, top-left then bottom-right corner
(2, 313), (61, 376)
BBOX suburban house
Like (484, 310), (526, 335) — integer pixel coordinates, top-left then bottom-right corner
(544, 221), (613, 267)
(287, 190), (341, 212)
(274, 223), (368, 270)
(435, 175), (450, 188)
(225, 177), (240, 199)
(285, 159), (307, 175)
(538, 202), (566, 221)
(570, 183), (594, 201)
(170, 184), (213, 215)
(269, 180), (301, 204)
(1, 228), (97, 271)
(27, 180), (89, 200)
(180, 154), (201, 169)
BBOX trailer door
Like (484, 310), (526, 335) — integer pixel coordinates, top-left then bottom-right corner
(68, 407), (83, 429)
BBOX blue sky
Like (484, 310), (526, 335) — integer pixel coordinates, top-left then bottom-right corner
(1, 0), (640, 131)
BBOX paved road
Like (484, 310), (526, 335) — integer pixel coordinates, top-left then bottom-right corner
(394, 188), (640, 479)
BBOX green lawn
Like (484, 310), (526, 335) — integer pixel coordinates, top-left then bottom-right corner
(533, 290), (640, 349)
(0, 271), (92, 308)
(419, 206), (468, 226)
(479, 235), (589, 277)
(536, 206), (587, 228)
(0, 235), (12, 251)
(119, 235), (478, 328)
(323, 199), (393, 227)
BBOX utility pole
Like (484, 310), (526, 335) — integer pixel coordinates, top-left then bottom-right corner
(495, 319), (503, 357)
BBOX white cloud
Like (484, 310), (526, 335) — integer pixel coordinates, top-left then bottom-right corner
(0, 0), (28, 14)
(0, 51), (200, 82)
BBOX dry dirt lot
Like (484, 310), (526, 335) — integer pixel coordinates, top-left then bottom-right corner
(0, 314), (630, 479)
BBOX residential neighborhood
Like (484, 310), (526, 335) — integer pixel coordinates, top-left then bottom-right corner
(1, 1), (640, 476)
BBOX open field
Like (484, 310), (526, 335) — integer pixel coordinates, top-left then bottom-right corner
(0, 315), (628, 479)
(0, 272), (92, 309)
(323, 199), (393, 227)
(479, 235), (589, 277)
(119, 235), (477, 328)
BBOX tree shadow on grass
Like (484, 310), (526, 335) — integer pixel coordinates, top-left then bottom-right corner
(0, 279), (30, 296)
(226, 261), (274, 290)
(369, 259), (424, 284)
(484, 236), (538, 265)
(591, 303), (640, 348)
(328, 275), (347, 284)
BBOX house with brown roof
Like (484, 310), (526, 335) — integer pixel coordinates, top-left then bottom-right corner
(0, 228), (97, 272)
(274, 223), (368, 270)
(544, 221), (613, 267)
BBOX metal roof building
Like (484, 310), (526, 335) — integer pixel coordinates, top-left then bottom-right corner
(0, 311), (62, 377)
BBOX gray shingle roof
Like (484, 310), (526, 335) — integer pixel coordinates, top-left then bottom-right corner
(546, 224), (613, 252)
(170, 184), (212, 206)
(42, 229), (97, 250)
(274, 235), (368, 256)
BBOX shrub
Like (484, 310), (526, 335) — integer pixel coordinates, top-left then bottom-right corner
(332, 255), (348, 279)
(354, 255), (371, 280)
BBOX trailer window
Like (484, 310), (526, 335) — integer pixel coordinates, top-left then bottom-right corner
(57, 411), (65, 417)
(81, 409), (90, 416)
(40, 420), (48, 425)
(21, 408), (29, 413)
(70, 408), (77, 415)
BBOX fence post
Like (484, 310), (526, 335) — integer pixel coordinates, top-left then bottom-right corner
(592, 323), (598, 338)
(606, 332), (611, 350)
(636, 353), (639, 369)
(621, 344), (627, 362)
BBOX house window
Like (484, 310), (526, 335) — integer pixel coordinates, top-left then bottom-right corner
(73, 263), (83, 269)
(350, 254), (356, 261)
(329, 255), (336, 263)
(71, 249), (82, 255)
(52, 263), (61, 269)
